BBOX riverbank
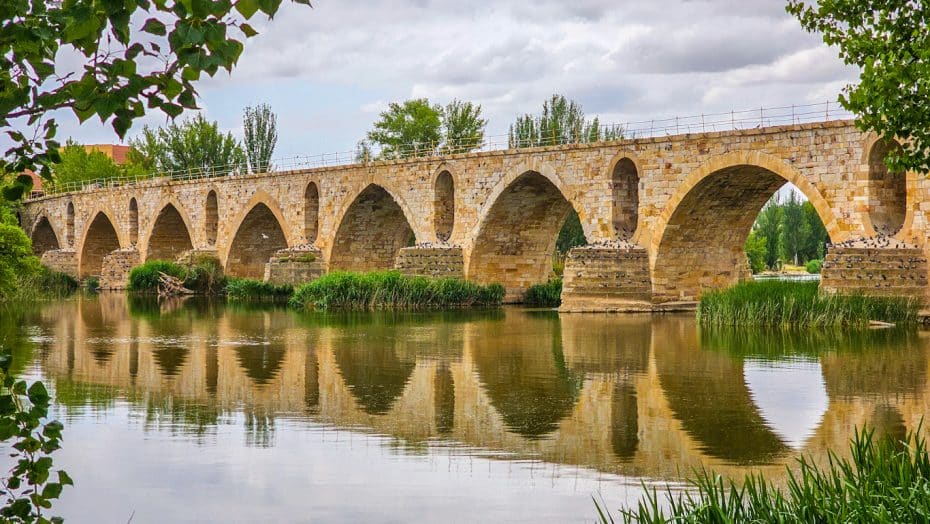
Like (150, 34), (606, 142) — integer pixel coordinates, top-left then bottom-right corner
(698, 280), (918, 327)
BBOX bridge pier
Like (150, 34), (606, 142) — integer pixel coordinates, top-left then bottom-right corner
(821, 244), (928, 303)
(394, 246), (465, 279)
(40, 250), (78, 279)
(559, 244), (653, 312)
(264, 246), (326, 286)
(100, 248), (140, 290)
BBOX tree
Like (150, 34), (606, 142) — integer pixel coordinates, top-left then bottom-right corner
(787, 1), (930, 173)
(754, 196), (783, 270)
(50, 142), (122, 190)
(0, 0), (312, 199)
(802, 201), (829, 260)
(745, 231), (768, 274)
(243, 103), (278, 173)
(556, 211), (587, 253)
(129, 115), (246, 177)
(508, 94), (623, 148)
(367, 99), (443, 159)
(779, 192), (812, 266)
(442, 99), (486, 154)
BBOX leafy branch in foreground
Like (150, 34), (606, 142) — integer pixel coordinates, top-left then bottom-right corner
(0, 349), (71, 523)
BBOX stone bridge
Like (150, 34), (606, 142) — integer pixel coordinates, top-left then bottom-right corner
(20, 119), (930, 309)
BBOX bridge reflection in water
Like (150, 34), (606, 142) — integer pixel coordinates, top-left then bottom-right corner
(29, 296), (930, 483)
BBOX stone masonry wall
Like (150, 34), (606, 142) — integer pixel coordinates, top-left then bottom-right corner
(264, 247), (326, 286)
(99, 248), (140, 290)
(40, 250), (78, 278)
(821, 247), (928, 303)
(560, 246), (652, 312)
(395, 246), (465, 279)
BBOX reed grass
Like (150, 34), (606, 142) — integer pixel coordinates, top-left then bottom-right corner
(524, 278), (562, 307)
(289, 271), (505, 311)
(698, 280), (917, 328)
(601, 426), (930, 523)
(128, 259), (226, 294)
(225, 278), (293, 302)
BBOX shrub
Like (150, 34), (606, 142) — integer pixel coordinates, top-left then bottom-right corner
(128, 258), (225, 294)
(225, 278), (293, 301)
(84, 276), (100, 293)
(128, 260), (185, 292)
(806, 258), (823, 274)
(289, 271), (505, 311)
(698, 280), (917, 328)
(524, 278), (562, 307)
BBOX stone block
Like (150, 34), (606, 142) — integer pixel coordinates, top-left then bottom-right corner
(264, 247), (325, 286)
(99, 248), (140, 290)
(394, 246), (465, 279)
(560, 245), (653, 312)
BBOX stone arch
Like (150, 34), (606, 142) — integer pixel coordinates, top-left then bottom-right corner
(467, 167), (582, 301)
(31, 215), (60, 256)
(610, 154), (640, 240)
(205, 190), (218, 246)
(329, 184), (417, 272)
(651, 151), (839, 302)
(304, 181), (319, 244)
(145, 202), (194, 262)
(225, 195), (290, 278)
(864, 137), (906, 235)
(65, 202), (75, 247)
(79, 211), (121, 278)
(128, 198), (139, 246)
(433, 169), (455, 242)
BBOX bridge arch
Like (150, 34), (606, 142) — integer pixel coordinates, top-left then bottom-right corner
(205, 190), (219, 246)
(304, 181), (319, 244)
(224, 192), (291, 278)
(65, 202), (75, 247)
(433, 168), (455, 242)
(863, 136), (908, 236)
(30, 215), (61, 256)
(128, 198), (139, 246)
(79, 210), (122, 278)
(651, 151), (840, 302)
(329, 183), (417, 272)
(609, 153), (641, 240)
(466, 163), (585, 300)
(144, 201), (195, 262)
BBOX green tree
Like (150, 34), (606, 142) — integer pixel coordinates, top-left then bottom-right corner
(754, 196), (783, 270)
(442, 99), (487, 154)
(0, 0), (311, 199)
(508, 94), (623, 148)
(556, 211), (587, 253)
(779, 192), (812, 266)
(0, 205), (38, 300)
(243, 103), (278, 174)
(367, 99), (443, 159)
(129, 115), (246, 177)
(787, 1), (930, 173)
(50, 142), (121, 191)
(745, 231), (768, 274)
(802, 201), (829, 260)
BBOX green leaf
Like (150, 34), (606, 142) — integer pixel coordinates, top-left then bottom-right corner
(42, 483), (62, 499)
(59, 470), (74, 486)
(235, 0), (259, 18)
(27, 382), (50, 404)
(142, 18), (167, 36)
(239, 23), (258, 37)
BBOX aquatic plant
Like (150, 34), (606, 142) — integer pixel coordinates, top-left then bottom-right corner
(128, 258), (226, 294)
(697, 280), (917, 328)
(601, 427), (930, 523)
(289, 271), (505, 310)
(524, 278), (562, 307)
(225, 278), (293, 302)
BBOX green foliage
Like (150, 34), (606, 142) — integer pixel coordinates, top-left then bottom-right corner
(289, 271), (505, 310)
(225, 278), (293, 302)
(442, 99), (487, 154)
(0, 205), (40, 300)
(744, 231), (768, 274)
(788, 1), (930, 174)
(556, 210), (587, 254)
(806, 259), (823, 274)
(128, 258), (225, 294)
(698, 280), (917, 328)
(607, 427), (930, 523)
(128, 260), (185, 292)
(9, 267), (79, 301)
(129, 114), (245, 176)
(747, 193), (830, 270)
(508, 94), (623, 148)
(242, 103), (277, 173)
(0, 347), (72, 523)
(49, 142), (121, 190)
(367, 99), (443, 159)
(524, 279), (562, 307)
(83, 277), (99, 293)
(0, 0), (311, 199)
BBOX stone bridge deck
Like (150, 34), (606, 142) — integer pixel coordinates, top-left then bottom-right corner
(21, 119), (930, 307)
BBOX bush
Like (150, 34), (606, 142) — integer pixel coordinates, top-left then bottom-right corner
(524, 278), (562, 307)
(289, 271), (505, 311)
(698, 280), (917, 328)
(806, 258), (823, 274)
(225, 278), (293, 301)
(84, 276), (100, 293)
(128, 260), (185, 292)
(606, 428), (930, 523)
(128, 258), (225, 294)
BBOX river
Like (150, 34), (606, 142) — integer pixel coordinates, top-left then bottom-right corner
(1, 294), (926, 522)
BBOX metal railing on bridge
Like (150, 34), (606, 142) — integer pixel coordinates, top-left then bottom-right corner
(38, 101), (855, 197)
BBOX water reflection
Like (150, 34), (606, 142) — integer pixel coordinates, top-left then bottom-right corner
(14, 296), (930, 496)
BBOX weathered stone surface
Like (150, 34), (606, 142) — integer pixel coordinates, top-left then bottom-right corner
(822, 247), (928, 303)
(99, 248), (140, 290)
(40, 249), (77, 277)
(20, 120), (930, 307)
(264, 247), (325, 286)
(395, 246), (465, 279)
(560, 246), (652, 312)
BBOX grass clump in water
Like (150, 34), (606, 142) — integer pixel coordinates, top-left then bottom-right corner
(225, 278), (293, 302)
(128, 258), (226, 294)
(601, 427), (930, 523)
(524, 278), (562, 307)
(289, 270), (505, 311)
(698, 280), (917, 328)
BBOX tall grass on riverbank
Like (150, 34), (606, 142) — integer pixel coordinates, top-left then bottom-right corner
(524, 278), (562, 307)
(225, 278), (293, 302)
(698, 280), (917, 328)
(289, 271), (505, 310)
(128, 258), (226, 294)
(601, 427), (930, 523)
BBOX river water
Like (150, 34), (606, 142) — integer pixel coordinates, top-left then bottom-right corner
(2, 294), (927, 522)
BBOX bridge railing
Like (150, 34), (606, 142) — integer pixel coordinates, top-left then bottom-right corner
(38, 101), (854, 197)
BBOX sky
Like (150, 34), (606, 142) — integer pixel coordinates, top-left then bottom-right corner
(55, 0), (859, 160)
